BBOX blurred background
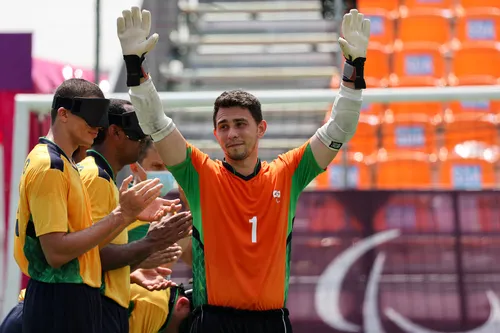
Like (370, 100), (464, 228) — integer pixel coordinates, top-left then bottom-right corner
(1, 0), (500, 331)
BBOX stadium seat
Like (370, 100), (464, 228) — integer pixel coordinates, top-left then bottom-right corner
(448, 42), (500, 86)
(446, 99), (500, 119)
(438, 153), (498, 189)
(374, 151), (434, 189)
(345, 116), (380, 155)
(442, 114), (498, 150)
(381, 118), (438, 153)
(326, 152), (372, 189)
(390, 42), (447, 87)
(357, 0), (400, 18)
(373, 194), (436, 232)
(395, 10), (453, 47)
(454, 10), (500, 47)
(307, 195), (362, 232)
(386, 81), (445, 121)
(400, 0), (455, 16)
(363, 9), (396, 45)
(455, 0), (500, 17)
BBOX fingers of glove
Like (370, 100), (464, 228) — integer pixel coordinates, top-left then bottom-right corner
(342, 12), (351, 36)
(122, 9), (133, 29)
(362, 18), (371, 38)
(131, 6), (142, 27)
(143, 33), (159, 53)
(338, 37), (350, 56)
(355, 11), (364, 30)
(141, 9), (152, 32)
(117, 17), (126, 34)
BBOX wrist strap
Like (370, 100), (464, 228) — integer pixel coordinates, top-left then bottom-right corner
(124, 54), (148, 87)
(342, 57), (367, 89)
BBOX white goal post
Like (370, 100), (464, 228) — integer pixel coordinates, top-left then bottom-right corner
(3, 84), (500, 319)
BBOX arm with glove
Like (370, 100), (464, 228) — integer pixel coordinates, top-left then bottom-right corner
(117, 7), (189, 167)
(310, 9), (371, 169)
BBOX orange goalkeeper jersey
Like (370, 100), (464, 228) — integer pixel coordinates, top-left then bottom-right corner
(168, 142), (324, 310)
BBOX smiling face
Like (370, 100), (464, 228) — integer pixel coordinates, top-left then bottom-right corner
(213, 106), (267, 161)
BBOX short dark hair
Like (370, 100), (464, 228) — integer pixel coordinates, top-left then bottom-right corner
(212, 90), (263, 128)
(92, 99), (132, 146)
(51, 78), (105, 124)
(137, 136), (154, 164)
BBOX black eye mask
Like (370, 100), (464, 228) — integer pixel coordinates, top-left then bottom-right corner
(52, 96), (110, 128)
(109, 110), (147, 141)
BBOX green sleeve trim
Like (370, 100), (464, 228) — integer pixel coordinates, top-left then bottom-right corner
(166, 146), (192, 174)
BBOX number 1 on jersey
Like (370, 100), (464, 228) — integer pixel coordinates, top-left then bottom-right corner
(249, 216), (257, 243)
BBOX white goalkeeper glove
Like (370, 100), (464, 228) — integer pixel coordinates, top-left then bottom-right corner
(117, 7), (159, 86)
(339, 9), (370, 89)
(315, 10), (370, 151)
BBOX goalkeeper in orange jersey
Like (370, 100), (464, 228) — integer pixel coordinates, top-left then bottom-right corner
(117, 6), (370, 332)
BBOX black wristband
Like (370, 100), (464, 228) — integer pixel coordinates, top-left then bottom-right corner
(123, 54), (147, 87)
(342, 57), (367, 89)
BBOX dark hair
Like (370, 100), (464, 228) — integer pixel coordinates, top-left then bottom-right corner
(137, 136), (154, 164)
(212, 90), (263, 128)
(51, 78), (105, 124)
(92, 99), (132, 146)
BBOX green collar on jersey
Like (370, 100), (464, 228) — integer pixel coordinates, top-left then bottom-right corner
(86, 149), (115, 181)
(222, 158), (262, 181)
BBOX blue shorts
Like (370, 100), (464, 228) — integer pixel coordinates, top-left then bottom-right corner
(101, 295), (129, 333)
(22, 279), (102, 333)
(0, 301), (23, 333)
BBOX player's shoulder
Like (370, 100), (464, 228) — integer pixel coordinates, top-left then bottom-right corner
(78, 156), (100, 180)
(78, 155), (112, 183)
(24, 142), (69, 177)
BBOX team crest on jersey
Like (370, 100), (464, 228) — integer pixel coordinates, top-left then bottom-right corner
(273, 190), (281, 203)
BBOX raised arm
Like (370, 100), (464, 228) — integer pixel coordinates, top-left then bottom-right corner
(310, 9), (370, 169)
(117, 7), (187, 167)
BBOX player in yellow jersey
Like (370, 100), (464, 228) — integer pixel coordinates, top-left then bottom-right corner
(128, 138), (193, 333)
(117, 6), (370, 332)
(78, 99), (193, 333)
(13, 78), (165, 333)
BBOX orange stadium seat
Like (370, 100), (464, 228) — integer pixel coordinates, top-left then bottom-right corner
(396, 10), (453, 47)
(442, 114), (498, 150)
(374, 151), (433, 189)
(454, 10), (500, 46)
(456, 0), (500, 17)
(449, 42), (500, 85)
(346, 116), (380, 155)
(373, 194), (436, 232)
(390, 43), (447, 86)
(357, 0), (400, 17)
(326, 152), (372, 189)
(400, 0), (455, 15)
(386, 81), (445, 121)
(447, 99), (500, 119)
(438, 154), (497, 189)
(363, 10), (396, 45)
(307, 195), (362, 232)
(381, 118), (438, 153)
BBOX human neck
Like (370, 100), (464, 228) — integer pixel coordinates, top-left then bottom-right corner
(91, 144), (125, 178)
(46, 127), (77, 162)
(225, 154), (259, 176)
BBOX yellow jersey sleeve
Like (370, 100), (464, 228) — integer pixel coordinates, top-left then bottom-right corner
(27, 168), (69, 236)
